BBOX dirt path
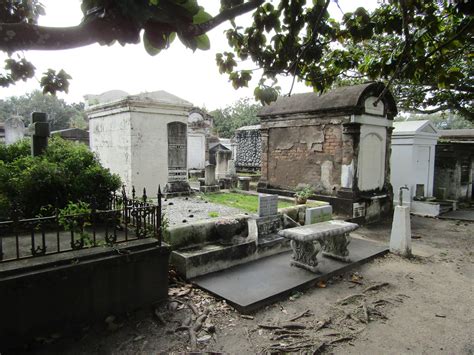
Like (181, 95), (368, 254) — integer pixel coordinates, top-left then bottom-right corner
(30, 216), (473, 354)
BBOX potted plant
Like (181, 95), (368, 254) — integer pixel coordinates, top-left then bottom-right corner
(294, 186), (313, 204)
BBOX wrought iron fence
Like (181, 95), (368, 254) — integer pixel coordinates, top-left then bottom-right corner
(0, 186), (163, 263)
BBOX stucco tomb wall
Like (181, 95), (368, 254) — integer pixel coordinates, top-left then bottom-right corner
(129, 102), (189, 192)
(188, 132), (206, 170)
(89, 106), (132, 188)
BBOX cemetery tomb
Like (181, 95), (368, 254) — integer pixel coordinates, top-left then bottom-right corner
(87, 90), (193, 195)
(257, 82), (398, 223)
(4, 116), (25, 145)
(216, 149), (232, 179)
(51, 128), (90, 146)
(391, 120), (440, 216)
(235, 124), (262, 172)
(434, 129), (474, 202)
(187, 109), (213, 170)
(208, 142), (230, 166)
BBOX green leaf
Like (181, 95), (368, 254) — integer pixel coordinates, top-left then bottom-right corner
(143, 33), (161, 56)
(195, 34), (211, 50)
(178, 33), (197, 51)
(193, 7), (213, 24)
(178, 0), (200, 15)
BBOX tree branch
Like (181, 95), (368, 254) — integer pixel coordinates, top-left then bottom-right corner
(0, 0), (264, 52)
(182, 0), (265, 37)
(409, 106), (450, 114)
(0, 18), (140, 52)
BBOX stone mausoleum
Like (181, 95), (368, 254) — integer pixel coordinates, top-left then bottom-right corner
(258, 82), (397, 222)
(87, 90), (193, 195)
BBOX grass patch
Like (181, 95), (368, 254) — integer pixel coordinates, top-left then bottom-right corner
(203, 192), (294, 213)
(306, 200), (328, 207)
(208, 211), (219, 218)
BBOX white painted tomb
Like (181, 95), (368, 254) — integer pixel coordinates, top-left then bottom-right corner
(87, 90), (192, 194)
(391, 120), (440, 216)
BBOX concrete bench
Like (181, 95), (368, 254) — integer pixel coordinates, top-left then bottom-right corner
(278, 220), (359, 272)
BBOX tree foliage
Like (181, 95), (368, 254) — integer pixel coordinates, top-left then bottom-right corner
(396, 111), (473, 130)
(0, 137), (121, 219)
(0, 0), (472, 120)
(211, 98), (261, 138)
(0, 90), (86, 130)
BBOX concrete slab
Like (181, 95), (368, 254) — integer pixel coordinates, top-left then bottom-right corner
(191, 237), (388, 313)
(439, 208), (474, 222)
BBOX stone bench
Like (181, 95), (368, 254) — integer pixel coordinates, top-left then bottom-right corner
(278, 220), (359, 273)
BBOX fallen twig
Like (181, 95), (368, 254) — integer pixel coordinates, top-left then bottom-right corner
(258, 322), (306, 330)
(363, 282), (390, 293)
(362, 302), (369, 324)
(189, 309), (210, 350)
(241, 315), (254, 320)
(281, 322), (306, 330)
(187, 302), (199, 316)
(273, 333), (308, 340)
(370, 308), (388, 320)
(288, 309), (312, 322)
(314, 317), (331, 331)
(258, 324), (282, 330)
(327, 336), (353, 345)
(337, 293), (365, 305)
(372, 299), (394, 306)
(273, 329), (305, 336)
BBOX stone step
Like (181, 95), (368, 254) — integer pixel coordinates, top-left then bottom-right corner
(171, 234), (291, 280)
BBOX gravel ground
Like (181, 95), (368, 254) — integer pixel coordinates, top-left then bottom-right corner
(163, 195), (251, 226)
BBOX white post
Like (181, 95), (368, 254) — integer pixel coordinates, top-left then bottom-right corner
(389, 205), (412, 257)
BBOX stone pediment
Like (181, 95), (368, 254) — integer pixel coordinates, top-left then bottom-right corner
(393, 120), (439, 137)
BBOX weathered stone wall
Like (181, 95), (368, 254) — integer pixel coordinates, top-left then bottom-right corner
(265, 120), (347, 194)
(235, 128), (262, 170)
(89, 109), (132, 188)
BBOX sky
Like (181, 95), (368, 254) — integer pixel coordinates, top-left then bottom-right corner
(0, 0), (378, 111)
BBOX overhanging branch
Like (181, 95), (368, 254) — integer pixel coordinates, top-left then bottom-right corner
(0, 18), (140, 52)
(182, 0), (265, 37)
(0, 0), (264, 52)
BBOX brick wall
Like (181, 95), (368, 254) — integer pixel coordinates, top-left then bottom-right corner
(265, 122), (350, 194)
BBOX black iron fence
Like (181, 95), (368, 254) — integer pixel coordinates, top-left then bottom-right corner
(0, 186), (163, 263)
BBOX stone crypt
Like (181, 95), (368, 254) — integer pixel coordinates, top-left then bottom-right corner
(257, 82), (398, 222)
(87, 90), (193, 195)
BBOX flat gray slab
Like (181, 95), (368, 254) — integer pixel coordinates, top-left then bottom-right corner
(439, 209), (474, 222)
(192, 237), (388, 313)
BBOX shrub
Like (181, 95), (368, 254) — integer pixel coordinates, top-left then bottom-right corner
(0, 137), (121, 219)
(294, 186), (314, 201)
(0, 139), (30, 163)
